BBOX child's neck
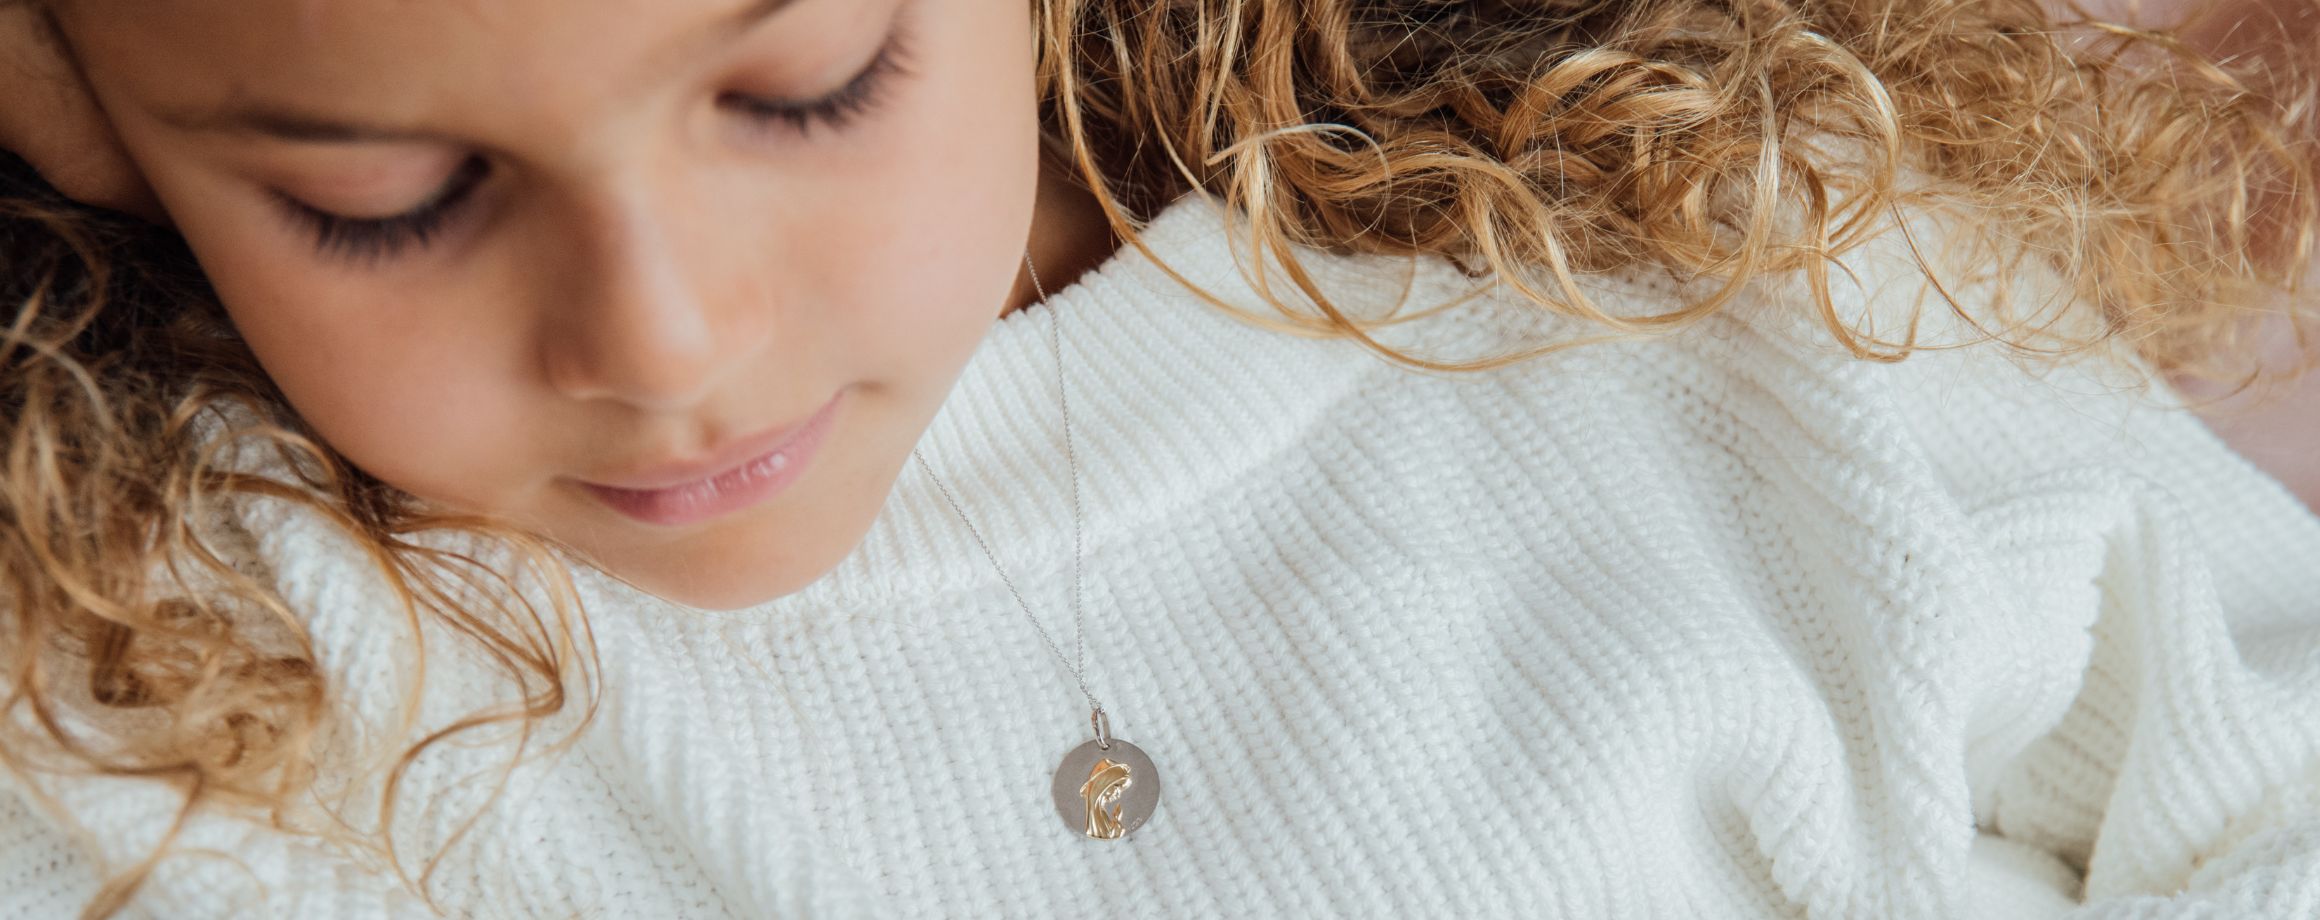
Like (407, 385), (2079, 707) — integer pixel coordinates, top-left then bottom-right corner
(1004, 154), (1123, 319)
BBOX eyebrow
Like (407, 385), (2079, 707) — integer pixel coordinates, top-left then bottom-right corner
(156, 0), (809, 145)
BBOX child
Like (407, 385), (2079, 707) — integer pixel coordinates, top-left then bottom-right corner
(1, 0), (2317, 917)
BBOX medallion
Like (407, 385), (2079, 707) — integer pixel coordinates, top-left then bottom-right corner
(1048, 710), (1161, 839)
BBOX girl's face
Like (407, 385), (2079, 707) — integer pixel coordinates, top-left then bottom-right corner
(54, 0), (1045, 609)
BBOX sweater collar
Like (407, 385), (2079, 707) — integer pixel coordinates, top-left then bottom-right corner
(575, 192), (1432, 617)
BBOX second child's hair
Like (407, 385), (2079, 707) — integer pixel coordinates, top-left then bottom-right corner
(2, 0), (2312, 916)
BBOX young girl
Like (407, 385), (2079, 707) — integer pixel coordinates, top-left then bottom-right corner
(2, 0), (2317, 917)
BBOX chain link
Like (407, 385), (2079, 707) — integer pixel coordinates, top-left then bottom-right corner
(908, 250), (1100, 717)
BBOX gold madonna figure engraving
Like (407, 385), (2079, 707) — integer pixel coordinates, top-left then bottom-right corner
(1079, 757), (1135, 839)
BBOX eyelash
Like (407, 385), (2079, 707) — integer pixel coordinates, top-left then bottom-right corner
(721, 25), (916, 139)
(274, 155), (490, 266)
(275, 24), (917, 266)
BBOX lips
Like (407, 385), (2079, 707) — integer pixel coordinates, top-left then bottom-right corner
(575, 389), (846, 527)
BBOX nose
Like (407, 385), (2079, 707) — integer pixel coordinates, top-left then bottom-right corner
(536, 182), (772, 412)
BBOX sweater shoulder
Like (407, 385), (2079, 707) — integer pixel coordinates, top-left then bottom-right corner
(1360, 213), (2320, 575)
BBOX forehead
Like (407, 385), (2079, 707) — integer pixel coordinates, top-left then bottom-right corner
(60, 0), (808, 139)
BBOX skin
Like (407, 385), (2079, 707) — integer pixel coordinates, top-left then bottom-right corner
(0, 3), (159, 218)
(41, 0), (1121, 610)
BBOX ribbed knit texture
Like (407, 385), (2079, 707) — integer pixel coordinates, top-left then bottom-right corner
(5, 192), (2320, 919)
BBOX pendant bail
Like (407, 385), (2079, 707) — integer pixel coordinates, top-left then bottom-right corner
(1090, 706), (1112, 750)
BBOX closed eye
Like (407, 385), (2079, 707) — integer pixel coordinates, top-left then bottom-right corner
(719, 14), (916, 138)
(271, 153), (493, 266)
(270, 7), (916, 268)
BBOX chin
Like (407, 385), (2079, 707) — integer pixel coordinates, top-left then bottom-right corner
(609, 510), (877, 612)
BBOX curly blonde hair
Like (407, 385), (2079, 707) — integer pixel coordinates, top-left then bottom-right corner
(2, 0), (2313, 916)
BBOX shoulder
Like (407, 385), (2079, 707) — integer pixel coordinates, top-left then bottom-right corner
(1363, 204), (2320, 572)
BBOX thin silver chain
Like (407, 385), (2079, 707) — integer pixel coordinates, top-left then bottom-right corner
(909, 250), (1099, 717)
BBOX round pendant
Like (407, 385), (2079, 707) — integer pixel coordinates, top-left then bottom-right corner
(1049, 735), (1161, 840)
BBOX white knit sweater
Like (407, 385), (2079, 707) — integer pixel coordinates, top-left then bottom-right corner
(7, 192), (2320, 919)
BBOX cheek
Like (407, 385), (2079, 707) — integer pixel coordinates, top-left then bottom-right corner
(242, 295), (536, 508)
(818, 0), (1043, 390)
(184, 233), (541, 512)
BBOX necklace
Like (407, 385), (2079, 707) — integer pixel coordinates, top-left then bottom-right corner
(908, 250), (1163, 841)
